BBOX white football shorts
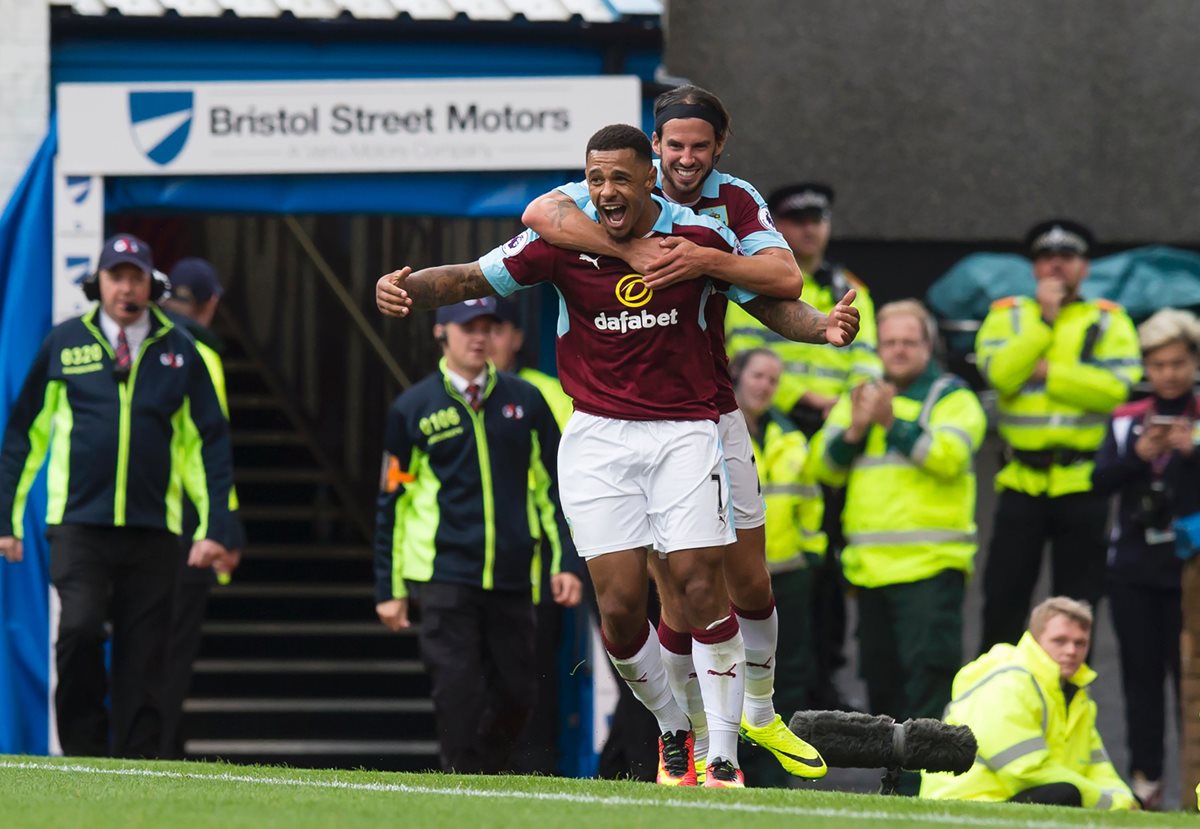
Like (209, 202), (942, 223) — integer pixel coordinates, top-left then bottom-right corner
(719, 408), (767, 530)
(557, 411), (736, 559)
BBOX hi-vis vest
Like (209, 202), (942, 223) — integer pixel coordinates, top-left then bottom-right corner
(750, 410), (826, 571)
(921, 632), (1135, 810)
(809, 366), (986, 589)
(976, 296), (1141, 498)
(726, 264), (881, 414)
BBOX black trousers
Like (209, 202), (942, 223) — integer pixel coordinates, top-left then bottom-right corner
(857, 570), (965, 724)
(857, 570), (965, 797)
(812, 484), (849, 708)
(1010, 782), (1083, 807)
(48, 524), (178, 758)
(414, 581), (537, 774)
(1108, 579), (1181, 780)
(980, 490), (1109, 651)
(160, 542), (216, 759)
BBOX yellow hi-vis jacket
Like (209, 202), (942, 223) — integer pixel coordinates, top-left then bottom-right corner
(725, 264), (881, 414)
(808, 365), (986, 588)
(749, 409), (826, 571)
(921, 632), (1135, 810)
(976, 295), (1141, 498)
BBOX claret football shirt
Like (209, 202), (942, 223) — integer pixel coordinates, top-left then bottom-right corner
(556, 165), (790, 415)
(479, 195), (755, 422)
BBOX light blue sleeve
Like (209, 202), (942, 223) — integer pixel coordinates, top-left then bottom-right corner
(740, 229), (789, 256)
(727, 284), (760, 306)
(478, 229), (541, 297)
(554, 179), (590, 209)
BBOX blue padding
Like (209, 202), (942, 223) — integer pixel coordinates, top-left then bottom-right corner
(0, 127), (55, 755)
(105, 171), (586, 216)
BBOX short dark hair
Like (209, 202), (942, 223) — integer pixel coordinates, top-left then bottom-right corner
(586, 124), (653, 161)
(653, 84), (732, 143)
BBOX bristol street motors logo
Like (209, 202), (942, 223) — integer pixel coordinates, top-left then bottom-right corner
(128, 90), (194, 166)
(594, 274), (680, 333)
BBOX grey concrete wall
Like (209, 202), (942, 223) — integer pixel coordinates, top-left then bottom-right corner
(663, 0), (1200, 244)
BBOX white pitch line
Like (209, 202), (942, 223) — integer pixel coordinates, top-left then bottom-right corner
(0, 760), (1101, 828)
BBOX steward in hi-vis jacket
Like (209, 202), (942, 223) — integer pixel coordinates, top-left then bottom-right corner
(0, 234), (233, 759)
(373, 298), (579, 775)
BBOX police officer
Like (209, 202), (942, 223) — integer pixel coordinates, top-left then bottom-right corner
(922, 597), (1136, 810)
(0, 234), (234, 758)
(810, 300), (986, 793)
(374, 298), (582, 774)
(977, 220), (1142, 651)
(157, 257), (245, 759)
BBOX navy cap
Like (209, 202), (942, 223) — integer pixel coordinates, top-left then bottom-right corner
(169, 258), (223, 304)
(493, 297), (521, 327)
(769, 182), (835, 220)
(98, 234), (153, 273)
(436, 297), (499, 325)
(1025, 219), (1094, 258)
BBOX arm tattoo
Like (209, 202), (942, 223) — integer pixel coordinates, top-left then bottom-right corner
(743, 296), (827, 344)
(404, 262), (496, 309)
(548, 194), (579, 231)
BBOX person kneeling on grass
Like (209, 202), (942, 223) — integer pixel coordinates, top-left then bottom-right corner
(920, 596), (1137, 810)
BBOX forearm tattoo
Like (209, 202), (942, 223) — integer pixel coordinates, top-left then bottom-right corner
(404, 263), (496, 309)
(744, 296), (828, 344)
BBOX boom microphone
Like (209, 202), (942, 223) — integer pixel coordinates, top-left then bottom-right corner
(122, 303), (142, 313)
(788, 710), (976, 775)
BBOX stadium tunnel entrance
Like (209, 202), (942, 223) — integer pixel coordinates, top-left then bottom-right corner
(0, 10), (664, 773)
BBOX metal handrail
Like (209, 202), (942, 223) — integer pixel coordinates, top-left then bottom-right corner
(283, 215), (410, 389)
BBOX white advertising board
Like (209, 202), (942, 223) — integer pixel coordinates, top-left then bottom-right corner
(57, 76), (642, 176)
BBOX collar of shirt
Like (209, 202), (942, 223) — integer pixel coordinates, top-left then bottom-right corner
(445, 366), (488, 397)
(98, 308), (152, 358)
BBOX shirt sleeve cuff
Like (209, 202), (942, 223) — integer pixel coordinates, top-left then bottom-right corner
(886, 419), (924, 456)
(828, 433), (865, 467)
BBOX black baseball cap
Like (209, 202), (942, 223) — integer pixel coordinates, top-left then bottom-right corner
(769, 183), (835, 220)
(436, 297), (500, 325)
(169, 258), (223, 304)
(1025, 219), (1094, 258)
(98, 233), (153, 273)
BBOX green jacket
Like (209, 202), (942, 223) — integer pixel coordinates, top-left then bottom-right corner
(976, 295), (1141, 497)
(921, 632), (1135, 810)
(809, 364), (986, 588)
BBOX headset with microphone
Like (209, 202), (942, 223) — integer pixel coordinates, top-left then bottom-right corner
(81, 268), (168, 306)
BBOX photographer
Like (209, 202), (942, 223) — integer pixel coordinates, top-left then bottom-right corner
(1092, 308), (1200, 810)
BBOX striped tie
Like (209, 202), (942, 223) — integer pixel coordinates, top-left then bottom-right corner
(465, 382), (482, 412)
(115, 329), (131, 372)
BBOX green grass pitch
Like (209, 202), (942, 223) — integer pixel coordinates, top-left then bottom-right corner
(1, 756), (1194, 828)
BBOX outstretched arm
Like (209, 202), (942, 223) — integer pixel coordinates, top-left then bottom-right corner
(741, 289), (860, 346)
(376, 262), (496, 317)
